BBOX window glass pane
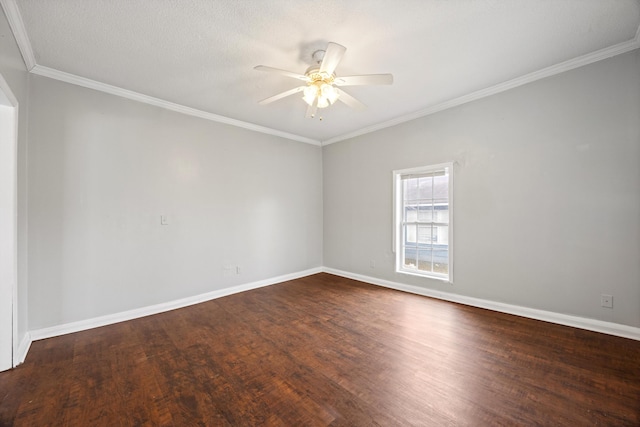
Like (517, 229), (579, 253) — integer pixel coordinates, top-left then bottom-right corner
(436, 225), (449, 245)
(404, 178), (418, 202)
(417, 248), (433, 272)
(433, 249), (449, 275)
(417, 225), (432, 244)
(417, 175), (433, 200)
(433, 173), (449, 202)
(417, 204), (433, 222)
(434, 206), (449, 224)
(404, 224), (417, 244)
(404, 204), (418, 222)
(403, 247), (417, 269)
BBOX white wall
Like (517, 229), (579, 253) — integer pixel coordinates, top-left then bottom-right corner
(323, 49), (640, 328)
(27, 75), (323, 330)
(0, 7), (30, 358)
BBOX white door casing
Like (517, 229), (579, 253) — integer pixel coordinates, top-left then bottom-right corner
(0, 72), (18, 371)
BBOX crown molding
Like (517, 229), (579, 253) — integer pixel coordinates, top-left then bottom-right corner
(1, 0), (320, 145)
(0, 0), (36, 71)
(2, 0), (638, 147)
(30, 65), (321, 146)
(321, 31), (640, 146)
(2, 0), (320, 145)
(0, 70), (18, 106)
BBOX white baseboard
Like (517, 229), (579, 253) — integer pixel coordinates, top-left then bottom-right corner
(23, 264), (639, 360)
(14, 331), (31, 366)
(29, 267), (323, 342)
(323, 267), (640, 341)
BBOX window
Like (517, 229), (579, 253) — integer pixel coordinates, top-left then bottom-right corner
(393, 163), (453, 282)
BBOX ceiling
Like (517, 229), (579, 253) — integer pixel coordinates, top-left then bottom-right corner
(4, 0), (640, 145)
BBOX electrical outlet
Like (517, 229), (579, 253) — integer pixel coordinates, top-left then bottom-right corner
(601, 294), (613, 308)
(370, 260), (375, 269)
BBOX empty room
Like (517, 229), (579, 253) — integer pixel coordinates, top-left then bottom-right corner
(1, 1), (639, 425)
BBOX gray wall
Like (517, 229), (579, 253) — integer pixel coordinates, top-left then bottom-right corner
(0, 8), (30, 347)
(27, 75), (323, 329)
(323, 49), (640, 328)
(4, 1), (639, 335)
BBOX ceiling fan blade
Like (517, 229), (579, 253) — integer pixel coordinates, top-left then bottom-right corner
(258, 86), (306, 105)
(319, 42), (346, 75)
(334, 74), (393, 86)
(336, 88), (366, 110)
(254, 65), (308, 81)
(305, 98), (318, 118)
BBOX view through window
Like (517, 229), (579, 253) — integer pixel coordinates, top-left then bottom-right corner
(394, 163), (452, 281)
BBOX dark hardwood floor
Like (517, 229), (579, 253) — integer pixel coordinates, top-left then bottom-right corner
(1, 273), (639, 426)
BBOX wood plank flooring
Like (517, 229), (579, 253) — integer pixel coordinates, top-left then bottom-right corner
(1, 273), (639, 426)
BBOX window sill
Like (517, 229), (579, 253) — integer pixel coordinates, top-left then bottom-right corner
(396, 269), (452, 284)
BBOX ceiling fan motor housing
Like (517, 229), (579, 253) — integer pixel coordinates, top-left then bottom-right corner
(311, 49), (326, 64)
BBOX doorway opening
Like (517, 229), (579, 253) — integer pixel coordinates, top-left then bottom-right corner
(0, 72), (18, 371)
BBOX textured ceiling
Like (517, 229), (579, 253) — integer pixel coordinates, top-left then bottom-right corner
(9, 0), (640, 144)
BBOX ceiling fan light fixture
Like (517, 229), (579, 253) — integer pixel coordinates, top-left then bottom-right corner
(321, 83), (339, 104)
(303, 80), (339, 108)
(317, 95), (329, 109)
(303, 85), (317, 105)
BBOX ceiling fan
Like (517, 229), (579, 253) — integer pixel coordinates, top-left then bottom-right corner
(255, 42), (393, 119)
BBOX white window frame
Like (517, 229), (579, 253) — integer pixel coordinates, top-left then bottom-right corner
(393, 162), (453, 283)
